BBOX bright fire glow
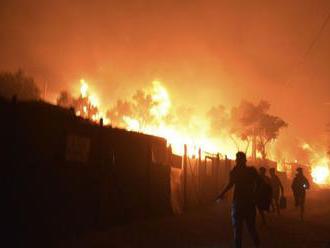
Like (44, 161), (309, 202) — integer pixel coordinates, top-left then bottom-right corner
(88, 94), (99, 107)
(118, 81), (238, 158)
(73, 78), (330, 170)
(76, 79), (109, 125)
(80, 79), (88, 98)
(311, 157), (330, 185)
(74, 79), (239, 158)
(150, 80), (170, 118)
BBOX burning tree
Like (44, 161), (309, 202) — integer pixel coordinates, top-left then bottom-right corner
(106, 99), (133, 128)
(0, 70), (40, 101)
(107, 81), (170, 130)
(106, 90), (155, 130)
(57, 80), (99, 120)
(208, 101), (287, 159)
(231, 100), (287, 160)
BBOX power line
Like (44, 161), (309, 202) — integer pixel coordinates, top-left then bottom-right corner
(302, 12), (330, 60)
(286, 9), (330, 85)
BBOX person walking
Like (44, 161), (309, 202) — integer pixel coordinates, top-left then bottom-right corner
(291, 167), (310, 220)
(269, 168), (284, 214)
(216, 152), (260, 248)
(257, 167), (272, 225)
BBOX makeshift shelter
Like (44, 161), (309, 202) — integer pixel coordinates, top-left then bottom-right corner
(0, 100), (171, 247)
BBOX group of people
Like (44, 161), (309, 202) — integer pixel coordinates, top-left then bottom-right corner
(257, 166), (284, 225)
(216, 151), (310, 248)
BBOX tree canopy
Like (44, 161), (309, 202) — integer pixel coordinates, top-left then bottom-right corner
(57, 90), (99, 120)
(208, 100), (287, 159)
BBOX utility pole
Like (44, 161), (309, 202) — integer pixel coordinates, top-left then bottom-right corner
(198, 148), (202, 203)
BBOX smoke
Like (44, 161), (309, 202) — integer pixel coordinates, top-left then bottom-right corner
(0, 70), (41, 101)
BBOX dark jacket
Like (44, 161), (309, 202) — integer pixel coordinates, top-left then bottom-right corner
(291, 174), (309, 195)
(229, 166), (260, 206)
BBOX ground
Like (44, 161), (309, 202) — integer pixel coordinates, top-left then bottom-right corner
(58, 189), (330, 248)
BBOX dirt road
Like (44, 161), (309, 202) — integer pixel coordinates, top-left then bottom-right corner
(59, 189), (330, 248)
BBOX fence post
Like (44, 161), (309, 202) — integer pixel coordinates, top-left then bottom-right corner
(216, 153), (220, 191)
(198, 148), (202, 203)
(183, 144), (188, 212)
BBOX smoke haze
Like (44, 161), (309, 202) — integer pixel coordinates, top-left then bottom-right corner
(1, 0), (330, 146)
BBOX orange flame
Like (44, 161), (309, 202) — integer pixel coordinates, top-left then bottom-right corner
(311, 157), (330, 185)
(72, 78), (330, 174)
(76, 79), (109, 124)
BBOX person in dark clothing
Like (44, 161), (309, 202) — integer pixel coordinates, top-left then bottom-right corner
(269, 168), (284, 214)
(291, 167), (310, 220)
(216, 152), (260, 248)
(257, 167), (272, 225)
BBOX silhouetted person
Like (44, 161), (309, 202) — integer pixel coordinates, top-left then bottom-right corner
(257, 167), (272, 225)
(291, 167), (310, 220)
(216, 152), (260, 248)
(269, 168), (284, 214)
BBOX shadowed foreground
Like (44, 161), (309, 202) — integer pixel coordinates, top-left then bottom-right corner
(58, 189), (330, 248)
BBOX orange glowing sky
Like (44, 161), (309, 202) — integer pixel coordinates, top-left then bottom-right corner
(0, 0), (329, 144)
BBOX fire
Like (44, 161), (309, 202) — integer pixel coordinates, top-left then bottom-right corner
(68, 79), (330, 175)
(311, 157), (330, 185)
(56, 78), (330, 187)
(150, 80), (170, 118)
(75, 78), (330, 165)
(117, 81), (238, 158)
(80, 79), (88, 98)
(76, 79), (109, 125)
(300, 142), (330, 186)
(73, 79), (239, 158)
(123, 116), (141, 131)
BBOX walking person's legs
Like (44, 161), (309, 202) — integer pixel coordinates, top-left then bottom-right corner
(246, 207), (260, 248)
(300, 193), (306, 220)
(232, 205), (243, 248)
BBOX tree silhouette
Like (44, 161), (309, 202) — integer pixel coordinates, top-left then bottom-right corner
(0, 70), (40, 100)
(208, 100), (287, 159)
(56, 90), (99, 120)
(106, 99), (133, 127)
(57, 91), (74, 108)
(231, 100), (287, 160)
(106, 89), (163, 130)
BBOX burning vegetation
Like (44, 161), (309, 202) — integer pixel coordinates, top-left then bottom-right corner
(301, 143), (330, 186)
(54, 78), (330, 186)
(55, 79), (290, 160)
(0, 70), (329, 186)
